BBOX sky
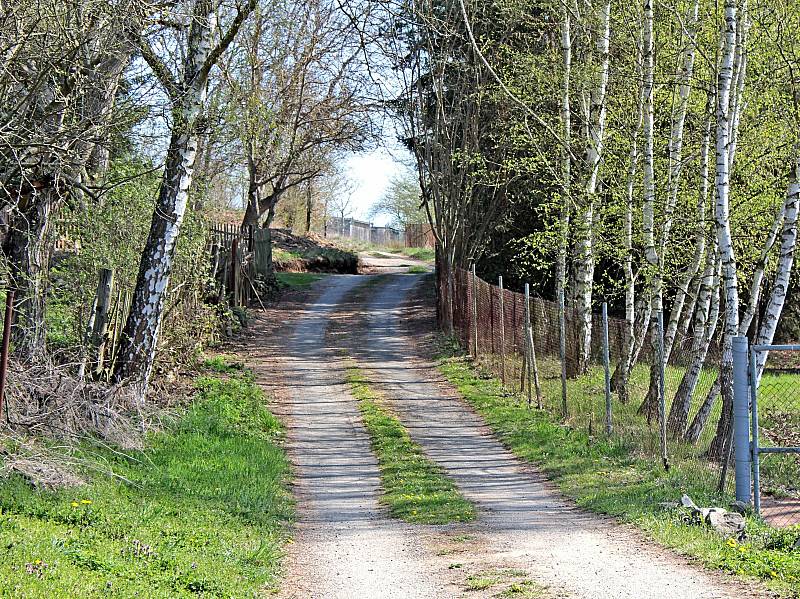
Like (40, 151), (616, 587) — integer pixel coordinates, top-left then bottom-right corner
(342, 144), (412, 227)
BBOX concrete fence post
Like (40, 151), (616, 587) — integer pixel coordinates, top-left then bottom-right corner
(732, 335), (752, 504)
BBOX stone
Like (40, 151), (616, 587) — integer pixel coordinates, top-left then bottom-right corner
(681, 494), (698, 510)
(706, 509), (746, 537)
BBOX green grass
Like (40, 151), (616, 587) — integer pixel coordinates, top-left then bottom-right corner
(346, 365), (475, 525)
(407, 265), (430, 274)
(275, 272), (325, 289)
(398, 247), (435, 262)
(436, 348), (800, 596)
(0, 368), (292, 597)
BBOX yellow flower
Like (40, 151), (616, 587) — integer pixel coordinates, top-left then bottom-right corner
(34, 559), (41, 565)
(738, 546), (746, 553)
(71, 502), (79, 508)
(80, 500), (92, 505)
(726, 538), (737, 547)
(770, 571), (777, 578)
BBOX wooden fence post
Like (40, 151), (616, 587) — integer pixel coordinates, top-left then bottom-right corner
(230, 237), (239, 308)
(83, 268), (115, 378)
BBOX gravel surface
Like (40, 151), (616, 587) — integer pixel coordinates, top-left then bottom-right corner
(260, 275), (452, 599)
(349, 273), (758, 599)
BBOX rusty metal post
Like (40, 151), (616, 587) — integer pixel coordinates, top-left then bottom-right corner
(0, 290), (15, 421)
(498, 276), (506, 385)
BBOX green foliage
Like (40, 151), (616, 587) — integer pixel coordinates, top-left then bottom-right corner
(347, 365), (475, 525)
(437, 349), (800, 596)
(0, 369), (292, 596)
(47, 154), (219, 365)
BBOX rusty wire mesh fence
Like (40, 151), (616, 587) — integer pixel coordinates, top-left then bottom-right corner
(753, 348), (800, 527)
(446, 267), (741, 506)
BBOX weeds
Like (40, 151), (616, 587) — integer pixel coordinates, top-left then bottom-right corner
(0, 362), (292, 596)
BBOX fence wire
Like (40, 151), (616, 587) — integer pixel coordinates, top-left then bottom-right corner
(754, 350), (800, 527)
(447, 267), (738, 506)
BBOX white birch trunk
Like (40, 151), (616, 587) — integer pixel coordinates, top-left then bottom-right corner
(752, 153), (800, 385)
(668, 242), (718, 436)
(709, 0), (740, 458)
(619, 44), (645, 404)
(574, 0), (611, 374)
(114, 0), (254, 399)
(557, 5), (571, 399)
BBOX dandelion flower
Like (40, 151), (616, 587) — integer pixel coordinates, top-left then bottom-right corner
(770, 571), (777, 578)
(71, 502), (79, 508)
(726, 538), (737, 547)
(80, 500), (92, 505)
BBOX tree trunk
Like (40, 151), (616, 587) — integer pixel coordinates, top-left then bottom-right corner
(573, 0), (611, 375)
(305, 181), (313, 234)
(751, 153), (800, 384)
(112, 120), (201, 394)
(665, 84), (709, 362)
(4, 187), (57, 360)
(619, 32), (645, 405)
(668, 244), (718, 438)
(556, 2), (571, 399)
(709, 0), (740, 460)
(113, 0), (254, 398)
(638, 0), (659, 421)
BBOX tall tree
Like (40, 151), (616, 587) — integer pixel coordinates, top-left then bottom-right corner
(113, 0), (256, 398)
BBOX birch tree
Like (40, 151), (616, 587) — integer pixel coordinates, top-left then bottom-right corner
(113, 0), (256, 398)
(708, 0), (740, 459)
(573, 0), (612, 375)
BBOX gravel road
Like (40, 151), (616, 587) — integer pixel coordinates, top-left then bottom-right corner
(264, 275), (451, 599)
(348, 273), (755, 599)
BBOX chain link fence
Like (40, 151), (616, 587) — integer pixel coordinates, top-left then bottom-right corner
(445, 267), (740, 505)
(752, 346), (800, 527)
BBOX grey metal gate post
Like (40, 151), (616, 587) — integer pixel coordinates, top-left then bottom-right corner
(602, 302), (612, 435)
(732, 335), (752, 504)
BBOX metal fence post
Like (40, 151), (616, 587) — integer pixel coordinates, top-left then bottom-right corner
(658, 310), (668, 470)
(732, 335), (752, 504)
(498, 276), (506, 385)
(471, 265), (478, 358)
(602, 302), (612, 435)
(558, 287), (568, 419)
(0, 289), (14, 422)
(524, 283), (532, 408)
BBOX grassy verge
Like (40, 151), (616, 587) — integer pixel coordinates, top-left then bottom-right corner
(407, 265), (430, 274)
(276, 272), (325, 289)
(346, 364), (475, 525)
(436, 347), (800, 596)
(397, 247), (435, 262)
(0, 364), (292, 597)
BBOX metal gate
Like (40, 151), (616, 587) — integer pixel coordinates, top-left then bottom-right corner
(750, 343), (800, 526)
